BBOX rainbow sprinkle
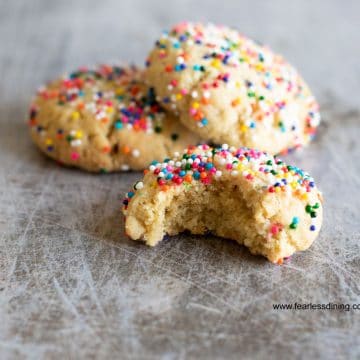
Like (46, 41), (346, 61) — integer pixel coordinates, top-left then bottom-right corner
(146, 22), (321, 153)
(123, 144), (319, 218)
(28, 65), (180, 170)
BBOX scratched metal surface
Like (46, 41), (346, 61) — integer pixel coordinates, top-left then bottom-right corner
(0, 0), (359, 359)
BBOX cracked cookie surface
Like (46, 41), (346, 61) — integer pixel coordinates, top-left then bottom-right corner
(29, 64), (201, 172)
(145, 22), (321, 155)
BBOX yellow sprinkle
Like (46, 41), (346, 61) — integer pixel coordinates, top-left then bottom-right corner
(75, 130), (83, 139)
(240, 124), (248, 133)
(255, 63), (264, 72)
(301, 193), (309, 201)
(237, 163), (244, 171)
(106, 107), (114, 113)
(45, 139), (53, 145)
(235, 81), (241, 88)
(72, 111), (80, 120)
(291, 182), (298, 189)
(115, 88), (125, 96)
(275, 187), (281, 193)
(211, 59), (221, 69)
(192, 102), (200, 109)
(176, 93), (183, 100)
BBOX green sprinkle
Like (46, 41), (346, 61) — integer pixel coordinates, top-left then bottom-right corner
(305, 205), (312, 213)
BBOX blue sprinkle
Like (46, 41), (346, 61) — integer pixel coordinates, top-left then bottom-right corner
(201, 118), (208, 126)
(179, 170), (186, 177)
(193, 171), (200, 180)
(114, 121), (123, 129)
(310, 225), (316, 231)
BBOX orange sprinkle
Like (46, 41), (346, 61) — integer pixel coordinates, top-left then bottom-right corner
(122, 145), (130, 154)
(231, 98), (241, 107)
(102, 146), (110, 153)
(277, 258), (284, 265)
(201, 97), (210, 105)
(184, 174), (192, 183)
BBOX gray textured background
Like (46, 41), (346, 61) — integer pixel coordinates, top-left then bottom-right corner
(0, 1), (359, 359)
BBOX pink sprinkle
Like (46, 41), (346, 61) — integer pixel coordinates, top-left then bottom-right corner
(71, 152), (80, 160)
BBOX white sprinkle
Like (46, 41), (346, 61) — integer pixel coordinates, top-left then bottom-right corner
(203, 91), (211, 99)
(70, 139), (82, 147)
(158, 172), (165, 178)
(215, 170), (222, 177)
(231, 171), (239, 177)
(191, 91), (198, 98)
(121, 164), (130, 171)
(175, 161), (182, 167)
(176, 57), (184, 64)
(167, 85), (174, 91)
(173, 152), (180, 158)
(222, 144), (229, 150)
(149, 165), (156, 171)
(135, 181), (144, 190)
(132, 149), (140, 157)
